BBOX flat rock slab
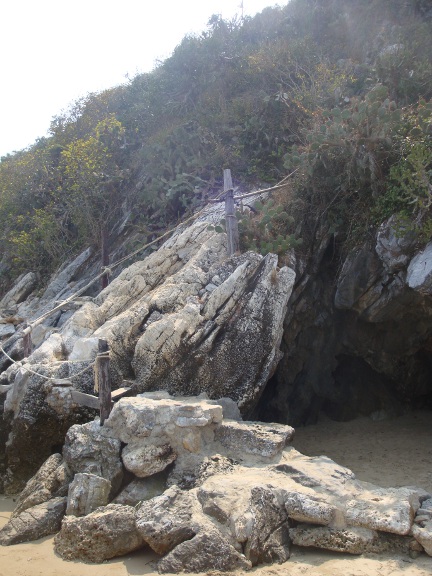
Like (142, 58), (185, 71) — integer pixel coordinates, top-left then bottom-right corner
(0, 497), (67, 545)
(103, 396), (223, 444)
(412, 519), (432, 556)
(55, 504), (144, 562)
(214, 421), (294, 458)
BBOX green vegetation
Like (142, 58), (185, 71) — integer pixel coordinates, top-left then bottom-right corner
(1, 0), (432, 292)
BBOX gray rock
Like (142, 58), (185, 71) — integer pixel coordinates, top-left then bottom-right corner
(122, 443), (176, 478)
(63, 421), (123, 496)
(113, 473), (167, 506)
(0, 272), (37, 309)
(214, 421), (294, 458)
(284, 492), (336, 525)
(345, 485), (420, 535)
(407, 242), (432, 294)
(244, 486), (290, 565)
(375, 216), (417, 272)
(0, 497), (67, 545)
(54, 503), (143, 562)
(158, 530), (252, 573)
(66, 473), (111, 516)
(41, 247), (93, 301)
(136, 486), (199, 555)
(412, 519), (432, 556)
(0, 323), (16, 339)
(290, 525), (408, 555)
(12, 453), (71, 518)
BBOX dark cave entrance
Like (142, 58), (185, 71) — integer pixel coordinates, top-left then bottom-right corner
(254, 350), (432, 427)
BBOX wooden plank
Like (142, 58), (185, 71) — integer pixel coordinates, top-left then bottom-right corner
(97, 339), (111, 425)
(111, 387), (132, 401)
(224, 169), (239, 256)
(51, 379), (72, 387)
(71, 390), (100, 410)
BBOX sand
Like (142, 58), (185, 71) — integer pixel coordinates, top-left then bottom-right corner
(1, 410), (431, 576)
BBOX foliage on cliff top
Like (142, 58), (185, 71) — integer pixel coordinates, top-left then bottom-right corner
(0, 0), (431, 292)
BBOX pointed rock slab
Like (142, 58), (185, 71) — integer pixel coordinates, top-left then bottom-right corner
(214, 421), (294, 459)
(66, 473), (111, 517)
(158, 529), (252, 573)
(122, 443), (176, 478)
(244, 486), (290, 566)
(0, 497), (67, 545)
(12, 453), (72, 518)
(54, 504), (144, 563)
(63, 420), (123, 496)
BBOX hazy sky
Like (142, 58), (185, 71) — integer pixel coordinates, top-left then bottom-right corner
(0, 0), (279, 157)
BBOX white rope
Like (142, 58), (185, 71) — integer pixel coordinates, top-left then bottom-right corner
(0, 343), (95, 382)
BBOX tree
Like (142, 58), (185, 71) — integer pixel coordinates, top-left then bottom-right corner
(61, 115), (127, 287)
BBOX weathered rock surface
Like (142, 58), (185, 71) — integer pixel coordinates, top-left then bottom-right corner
(54, 504), (144, 562)
(66, 473), (111, 516)
(0, 272), (37, 310)
(113, 473), (168, 506)
(1, 218), (294, 491)
(122, 443), (177, 477)
(0, 497), (67, 545)
(63, 421), (122, 492)
(12, 453), (71, 517)
(214, 420), (294, 458)
(158, 530), (252, 573)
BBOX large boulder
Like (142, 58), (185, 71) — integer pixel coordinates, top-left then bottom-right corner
(0, 497), (67, 545)
(54, 504), (144, 562)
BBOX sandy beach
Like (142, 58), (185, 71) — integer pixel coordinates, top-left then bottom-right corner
(1, 410), (431, 576)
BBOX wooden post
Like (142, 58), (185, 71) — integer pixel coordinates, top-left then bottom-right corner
(22, 324), (32, 358)
(101, 227), (110, 290)
(97, 339), (111, 425)
(224, 169), (239, 256)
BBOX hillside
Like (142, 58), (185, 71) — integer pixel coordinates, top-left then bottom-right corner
(0, 0), (431, 293)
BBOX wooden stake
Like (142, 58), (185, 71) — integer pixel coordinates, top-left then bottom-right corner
(22, 324), (32, 358)
(224, 169), (239, 256)
(97, 339), (111, 425)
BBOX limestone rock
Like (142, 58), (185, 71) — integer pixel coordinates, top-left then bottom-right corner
(113, 473), (168, 506)
(0, 323), (15, 339)
(214, 420), (295, 459)
(158, 530), (252, 573)
(289, 525), (408, 555)
(63, 421), (123, 496)
(284, 491), (337, 525)
(244, 486), (290, 565)
(375, 217), (417, 272)
(407, 241), (432, 294)
(345, 485), (420, 535)
(12, 453), (71, 518)
(136, 486), (200, 555)
(55, 504), (143, 562)
(0, 272), (37, 309)
(0, 497), (67, 545)
(122, 443), (176, 478)
(412, 519), (432, 556)
(66, 473), (111, 516)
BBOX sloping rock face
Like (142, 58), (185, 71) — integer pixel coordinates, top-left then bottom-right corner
(0, 219), (294, 492)
(260, 218), (432, 425)
(3, 395), (429, 571)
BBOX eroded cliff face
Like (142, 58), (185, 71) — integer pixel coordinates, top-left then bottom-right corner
(259, 217), (432, 426)
(1, 210), (432, 492)
(0, 216), (294, 492)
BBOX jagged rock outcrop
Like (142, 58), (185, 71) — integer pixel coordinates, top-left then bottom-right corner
(0, 216), (294, 492)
